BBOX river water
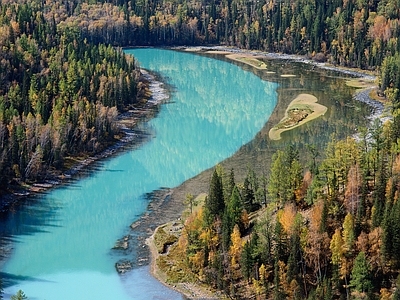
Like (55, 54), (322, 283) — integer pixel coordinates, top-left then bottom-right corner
(0, 48), (279, 299)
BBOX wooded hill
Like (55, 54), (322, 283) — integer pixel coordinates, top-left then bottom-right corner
(2, 0), (400, 194)
(161, 125), (400, 299)
(48, 0), (399, 70)
(0, 1), (140, 194)
(2, 0), (400, 297)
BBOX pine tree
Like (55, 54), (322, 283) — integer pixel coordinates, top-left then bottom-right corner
(274, 219), (287, 262)
(227, 186), (244, 231)
(183, 193), (197, 214)
(287, 232), (301, 284)
(243, 176), (255, 212)
(349, 252), (372, 295)
(224, 168), (235, 202)
(241, 240), (253, 282)
(204, 169), (225, 226)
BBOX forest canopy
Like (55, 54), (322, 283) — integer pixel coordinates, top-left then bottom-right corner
(2, 0), (400, 192)
(2, 0), (400, 299)
(0, 1), (140, 189)
(163, 126), (400, 298)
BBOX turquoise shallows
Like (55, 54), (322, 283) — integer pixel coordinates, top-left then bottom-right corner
(1, 48), (278, 299)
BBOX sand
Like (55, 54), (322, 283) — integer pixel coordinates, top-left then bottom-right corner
(269, 93), (328, 140)
(225, 53), (268, 70)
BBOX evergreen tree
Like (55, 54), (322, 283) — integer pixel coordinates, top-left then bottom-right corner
(274, 219), (287, 262)
(224, 168), (236, 203)
(204, 169), (225, 225)
(349, 252), (373, 295)
(241, 240), (253, 282)
(287, 232), (301, 284)
(243, 176), (255, 212)
(268, 147), (302, 206)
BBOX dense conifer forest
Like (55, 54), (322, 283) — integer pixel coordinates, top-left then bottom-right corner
(163, 129), (400, 298)
(2, 0), (400, 299)
(0, 1), (140, 193)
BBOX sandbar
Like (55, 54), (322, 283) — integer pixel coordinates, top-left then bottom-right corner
(225, 53), (268, 70)
(269, 93), (327, 140)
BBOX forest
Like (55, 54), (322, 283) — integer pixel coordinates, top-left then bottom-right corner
(0, 1), (140, 195)
(2, 0), (400, 193)
(1, 0), (400, 298)
(158, 121), (400, 299)
(38, 0), (400, 70)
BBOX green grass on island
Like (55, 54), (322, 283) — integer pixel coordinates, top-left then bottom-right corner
(269, 93), (328, 140)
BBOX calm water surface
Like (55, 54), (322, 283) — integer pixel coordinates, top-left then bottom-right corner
(0, 48), (278, 299)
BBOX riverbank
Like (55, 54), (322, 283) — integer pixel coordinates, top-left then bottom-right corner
(140, 46), (389, 299)
(146, 223), (221, 300)
(179, 46), (378, 79)
(0, 69), (169, 213)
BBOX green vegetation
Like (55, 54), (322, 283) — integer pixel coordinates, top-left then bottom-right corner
(153, 226), (178, 254)
(226, 55), (268, 69)
(3, 0), (400, 298)
(157, 114), (400, 298)
(0, 1), (140, 197)
(51, 0), (400, 72)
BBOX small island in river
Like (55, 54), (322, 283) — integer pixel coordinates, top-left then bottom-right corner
(269, 93), (328, 140)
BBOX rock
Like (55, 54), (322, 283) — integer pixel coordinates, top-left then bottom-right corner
(115, 260), (133, 274)
(112, 235), (130, 250)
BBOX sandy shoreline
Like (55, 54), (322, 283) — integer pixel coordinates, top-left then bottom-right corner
(180, 46), (378, 81)
(269, 93), (328, 140)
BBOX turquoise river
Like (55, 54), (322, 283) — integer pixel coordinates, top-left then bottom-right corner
(0, 48), (279, 299)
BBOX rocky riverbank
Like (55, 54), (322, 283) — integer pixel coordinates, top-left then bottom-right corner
(177, 46), (378, 80)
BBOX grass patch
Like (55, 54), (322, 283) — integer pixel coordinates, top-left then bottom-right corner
(237, 57), (267, 69)
(156, 243), (197, 284)
(345, 78), (376, 88)
(275, 106), (314, 129)
(226, 54), (268, 70)
(153, 226), (179, 254)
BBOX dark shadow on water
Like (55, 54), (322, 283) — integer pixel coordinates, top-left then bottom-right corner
(0, 193), (64, 268)
(0, 271), (55, 288)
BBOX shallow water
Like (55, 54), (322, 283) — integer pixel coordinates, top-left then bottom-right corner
(0, 48), (278, 299)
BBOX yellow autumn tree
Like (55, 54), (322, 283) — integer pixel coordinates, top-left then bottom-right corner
(230, 224), (242, 267)
(330, 228), (344, 267)
(278, 203), (297, 235)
